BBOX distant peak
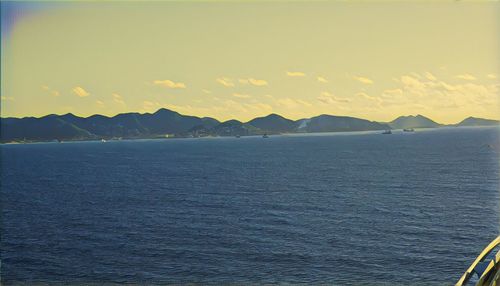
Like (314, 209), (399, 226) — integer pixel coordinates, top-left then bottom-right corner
(223, 119), (242, 124)
(154, 108), (175, 114)
(266, 113), (281, 117)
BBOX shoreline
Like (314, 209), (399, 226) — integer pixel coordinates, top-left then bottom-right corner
(2, 125), (498, 145)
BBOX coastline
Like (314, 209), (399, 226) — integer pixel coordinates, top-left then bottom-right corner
(2, 125), (498, 145)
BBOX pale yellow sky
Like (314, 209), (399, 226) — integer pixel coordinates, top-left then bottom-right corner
(1, 1), (499, 123)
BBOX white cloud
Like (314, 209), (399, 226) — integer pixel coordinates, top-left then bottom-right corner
(382, 88), (404, 97)
(153, 79), (186, 89)
(317, 91), (351, 104)
(112, 93), (126, 107)
(243, 102), (273, 112)
(385, 74), (499, 110)
(238, 78), (268, 86)
(353, 76), (374, 84)
(456, 74), (476, 81)
(142, 100), (161, 112)
(296, 99), (313, 107)
(42, 85), (60, 96)
(275, 98), (312, 108)
(73, 86), (90, 97)
(248, 78), (268, 86)
(424, 72), (437, 81)
(438, 81), (457, 91)
(286, 71), (306, 77)
(216, 77), (235, 87)
(96, 100), (105, 108)
(357, 92), (382, 102)
(410, 72), (422, 79)
(232, 93), (251, 99)
(400, 76), (425, 90)
(317, 76), (328, 83)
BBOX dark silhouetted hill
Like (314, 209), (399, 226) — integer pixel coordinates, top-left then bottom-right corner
(389, 115), (441, 129)
(299, 115), (389, 133)
(247, 114), (297, 133)
(455, 117), (499, 127)
(2, 109), (496, 142)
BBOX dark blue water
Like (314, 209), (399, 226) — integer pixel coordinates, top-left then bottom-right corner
(2, 127), (499, 285)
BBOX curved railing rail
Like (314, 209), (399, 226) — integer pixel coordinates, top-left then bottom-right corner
(456, 236), (500, 286)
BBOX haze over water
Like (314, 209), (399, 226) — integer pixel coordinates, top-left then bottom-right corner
(1, 127), (498, 284)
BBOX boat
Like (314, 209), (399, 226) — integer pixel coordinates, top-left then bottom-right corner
(101, 139), (107, 143)
(382, 130), (392, 134)
(235, 135), (241, 138)
(263, 134), (269, 138)
(403, 128), (415, 132)
(456, 236), (500, 286)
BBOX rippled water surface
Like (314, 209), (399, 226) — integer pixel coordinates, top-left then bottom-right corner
(2, 127), (499, 285)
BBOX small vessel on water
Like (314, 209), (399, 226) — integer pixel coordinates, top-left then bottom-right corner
(456, 236), (500, 286)
(263, 134), (269, 138)
(403, 128), (415, 132)
(382, 130), (392, 135)
(235, 135), (241, 138)
(101, 139), (107, 143)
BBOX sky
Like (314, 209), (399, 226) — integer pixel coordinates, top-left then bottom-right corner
(1, 1), (499, 124)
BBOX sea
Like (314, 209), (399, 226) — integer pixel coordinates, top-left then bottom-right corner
(1, 126), (499, 285)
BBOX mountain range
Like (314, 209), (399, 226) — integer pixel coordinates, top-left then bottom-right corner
(1, 109), (498, 143)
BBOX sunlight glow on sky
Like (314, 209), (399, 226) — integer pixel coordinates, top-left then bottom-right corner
(1, 1), (499, 123)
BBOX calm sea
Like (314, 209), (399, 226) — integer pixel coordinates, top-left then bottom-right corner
(1, 127), (499, 285)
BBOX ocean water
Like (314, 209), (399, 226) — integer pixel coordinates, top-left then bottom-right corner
(1, 127), (499, 285)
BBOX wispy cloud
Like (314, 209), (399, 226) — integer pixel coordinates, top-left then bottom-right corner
(382, 88), (404, 97)
(249, 78), (268, 86)
(356, 92), (382, 102)
(232, 93), (251, 99)
(317, 76), (328, 83)
(202, 89), (212, 94)
(216, 77), (235, 87)
(96, 100), (105, 108)
(238, 78), (268, 86)
(42, 85), (60, 96)
(353, 76), (374, 84)
(153, 79), (186, 89)
(456, 74), (476, 81)
(275, 97), (312, 108)
(286, 71), (306, 77)
(487, 74), (497, 79)
(73, 86), (90, 97)
(112, 93), (126, 107)
(142, 100), (162, 112)
(385, 74), (499, 111)
(424, 72), (437, 81)
(317, 91), (351, 104)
